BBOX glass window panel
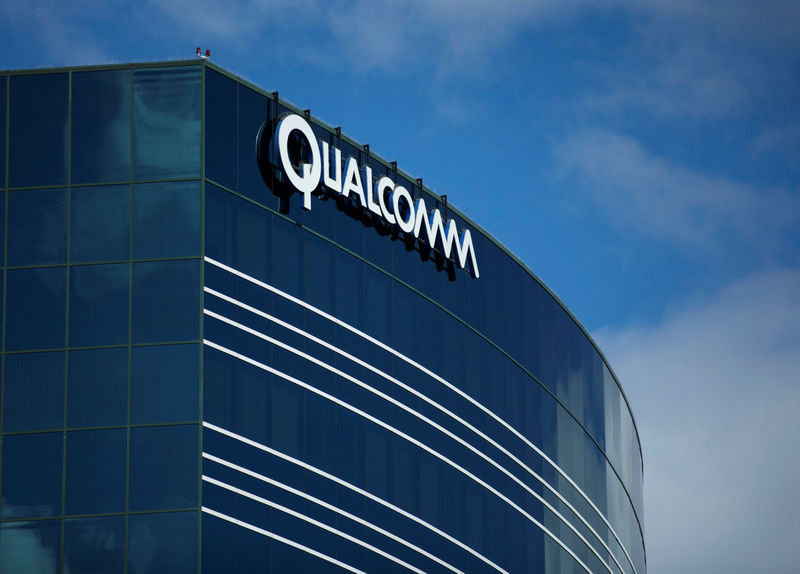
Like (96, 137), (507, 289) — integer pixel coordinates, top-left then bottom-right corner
(129, 424), (198, 511)
(0, 76), (5, 186)
(7, 188), (67, 266)
(68, 347), (128, 428)
(133, 181), (200, 259)
(0, 519), (61, 574)
(8, 73), (68, 187)
(69, 263), (129, 347)
(270, 377), (300, 457)
(132, 259), (200, 343)
(3, 351), (64, 432)
(6, 266), (66, 351)
(237, 85), (268, 203)
(1, 432), (63, 518)
(70, 184), (130, 263)
(131, 343), (198, 424)
(271, 214), (302, 296)
(205, 68), (237, 190)
(128, 511), (197, 574)
(66, 428), (126, 515)
(133, 67), (201, 180)
(64, 516), (125, 574)
(72, 69), (131, 184)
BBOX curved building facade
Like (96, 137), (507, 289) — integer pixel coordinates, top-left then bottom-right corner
(0, 61), (645, 574)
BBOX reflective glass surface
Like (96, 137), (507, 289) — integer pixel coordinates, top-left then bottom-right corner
(8, 73), (68, 188)
(133, 67), (201, 180)
(128, 511), (197, 574)
(65, 428), (126, 514)
(205, 68), (237, 190)
(132, 259), (200, 343)
(70, 185), (130, 263)
(67, 347), (128, 428)
(3, 351), (64, 432)
(72, 69), (131, 184)
(131, 343), (199, 424)
(0, 76), (5, 186)
(5, 266), (66, 351)
(1, 432), (63, 518)
(7, 188), (67, 266)
(129, 424), (198, 511)
(133, 180), (200, 259)
(0, 520), (61, 574)
(64, 516), (125, 574)
(69, 263), (129, 347)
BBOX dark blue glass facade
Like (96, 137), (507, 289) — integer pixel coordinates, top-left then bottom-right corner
(0, 62), (645, 573)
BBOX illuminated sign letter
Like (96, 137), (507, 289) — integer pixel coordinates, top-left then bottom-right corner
(274, 114), (321, 209)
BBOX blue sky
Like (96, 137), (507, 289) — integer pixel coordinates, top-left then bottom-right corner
(2, 1), (799, 572)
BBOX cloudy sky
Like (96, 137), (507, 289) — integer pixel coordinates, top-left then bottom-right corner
(3, 1), (799, 572)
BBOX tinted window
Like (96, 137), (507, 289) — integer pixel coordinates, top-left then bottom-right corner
(8, 73), (68, 187)
(3, 351), (64, 432)
(128, 511), (197, 574)
(6, 267), (66, 351)
(69, 263), (129, 347)
(67, 347), (128, 428)
(65, 428), (126, 514)
(0, 520), (61, 573)
(129, 424), (198, 511)
(133, 67), (201, 180)
(132, 259), (200, 343)
(64, 516), (125, 574)
(72, 69), (131, 184)
(7, 188), (67, 266)
(205, 68), (237, 189)
(70, 184), (130, 263)
(1, 433), (63, 518)
(133, 180), (200, 259)
(131, 343), (199, 424)
(0, 76), (5, 185)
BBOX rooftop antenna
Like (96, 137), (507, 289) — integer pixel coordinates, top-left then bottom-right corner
(196, 47), (211, 60)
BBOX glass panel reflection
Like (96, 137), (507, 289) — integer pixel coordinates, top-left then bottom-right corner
(5, 266), (66, 351)
(8, 73), (68, 188)
(3, 351), (64, 432)
(72, 69), (131, 184)
(129, 424), (198, 511)
(65, 428), (126, 515)
(68, 347), (128, 428)
(0, 519), (61, 574)
(70, 185), (130, 263)
(1, 433), (63, 518)
(64, 516), (125, 574)
(7, 188), (67, 266)
(131, 343), (199, 424)
(132, 259), (200, 343)
(133, 180), (200, 259)
(133, 67), (201, 180)
(69, 263), (129, 347)
(128, 511), (197, 574)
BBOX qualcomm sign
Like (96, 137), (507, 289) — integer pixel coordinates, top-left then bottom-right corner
(267, 114), (480, 278)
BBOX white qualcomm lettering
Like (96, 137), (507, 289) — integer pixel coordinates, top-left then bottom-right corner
(321, 141), (342, 193)
(274, 114), (478, 277)
(274, 114), (320, 210)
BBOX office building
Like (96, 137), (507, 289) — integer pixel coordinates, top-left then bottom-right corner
(0, 60), (645, 573)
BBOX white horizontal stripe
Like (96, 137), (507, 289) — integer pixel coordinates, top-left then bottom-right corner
(204, 475), (425, 574)
(202, 506), (365, 573)
(204, 339), (596, 574)
(205, 307), (620, 574)
(202, 421), (509, 574)
(205, 255), (636, 574)
(203, 452), (463, 574)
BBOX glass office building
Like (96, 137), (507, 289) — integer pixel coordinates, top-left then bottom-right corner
(0, 61), (645, 574)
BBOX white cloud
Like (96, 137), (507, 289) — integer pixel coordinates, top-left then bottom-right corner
(595, 269), (800, 574)
(555, 129), (800, 248)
